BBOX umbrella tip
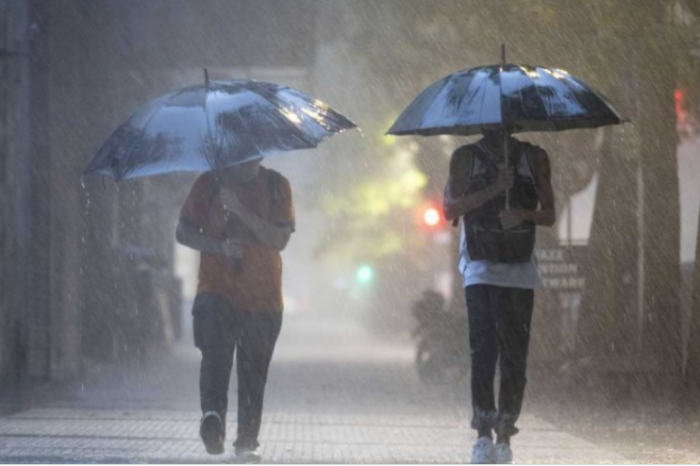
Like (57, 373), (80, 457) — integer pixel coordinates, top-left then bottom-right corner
(501, 44), (506, 66)
(204, 68), (209, 87)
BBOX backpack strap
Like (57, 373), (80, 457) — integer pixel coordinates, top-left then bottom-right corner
(452, 144), (477, 189)
(208, 168), (282, 204)
(476, 138), (541, 176)
(267, 168), (282, 204)
(448, 145), (477, 227)
(208, 173), (222, 203)
(473, 141), (501, 174)
(522, 144), (539, 185)
(466, 146), (476, 182)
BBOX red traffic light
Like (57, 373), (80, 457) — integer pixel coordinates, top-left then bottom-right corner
(423, 207), (441, 227)
(416, 201), (446, 230)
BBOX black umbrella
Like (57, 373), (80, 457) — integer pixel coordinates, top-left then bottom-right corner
(387, 48), (625, 137)
(85, 74), (357, 181)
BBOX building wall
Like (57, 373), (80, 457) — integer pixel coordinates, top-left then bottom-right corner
(1, 0), (320, 395)
(0, 0), (32, 397)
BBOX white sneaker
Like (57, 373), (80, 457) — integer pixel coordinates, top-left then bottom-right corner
(495, 443), (514, 464)
(471, 436), (495, 464)
(235, 447), (262, 464)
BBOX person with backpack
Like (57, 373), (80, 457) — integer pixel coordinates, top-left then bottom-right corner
(176, 158), (295, 463)
(443, 129), (556, 464)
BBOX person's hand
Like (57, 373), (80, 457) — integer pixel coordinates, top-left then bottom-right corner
(220, 237), (244, 257)
(219, 188), (244, 214)
(493, 165), (515, 193)
(499, 209), (529, 230)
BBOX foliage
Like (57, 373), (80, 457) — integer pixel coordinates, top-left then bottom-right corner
(315, 0), (700, 267)
(314, 129), (428, 264)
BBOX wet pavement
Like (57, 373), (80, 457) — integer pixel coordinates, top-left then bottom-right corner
(0, 310), (628, 463)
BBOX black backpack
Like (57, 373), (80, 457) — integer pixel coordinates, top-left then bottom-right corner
(459, 140), (539, 263)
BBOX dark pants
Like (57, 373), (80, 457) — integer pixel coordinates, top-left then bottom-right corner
(193, 293), (283, 449)
(465, 285), (534, 440)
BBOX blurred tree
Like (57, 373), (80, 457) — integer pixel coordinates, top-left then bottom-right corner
(636, 2), (683, 390)
(573, 0), (700, 397)
(676, 0), (700, 401)
(314, 2), (695, 367)
(313, 133), (428, 263)
(688, 211), (700, 401)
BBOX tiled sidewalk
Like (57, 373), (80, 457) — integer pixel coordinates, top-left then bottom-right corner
(0, 314), (627, 463)
(0, 408), (626, 463)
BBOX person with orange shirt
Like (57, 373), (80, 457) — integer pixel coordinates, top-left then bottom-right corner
(176, 158), (294, 463)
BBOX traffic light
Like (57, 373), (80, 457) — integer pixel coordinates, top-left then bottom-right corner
(416, 200), (446, 231)
(422, 206), (441, 228)
(355, 264), (375, 284)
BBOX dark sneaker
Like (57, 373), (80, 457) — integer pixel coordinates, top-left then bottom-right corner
(199, 411), (224, 455)
(235, 447), (262, 464)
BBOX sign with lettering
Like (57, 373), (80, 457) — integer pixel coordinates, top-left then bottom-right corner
(530, 245), (589, 357)
(536, 247), (586, 290)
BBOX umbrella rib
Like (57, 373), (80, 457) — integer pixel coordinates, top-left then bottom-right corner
(561, 75), (619, 121)
(246, 87), (319, 148)
(476, 69), (492, 131)
(201, 88), (217, 171)
(115, 95), (176, 181)
(538, 68), (587, 125)
(538, 70), (622, 129)
(166, 86), (195, 105)
(529, 68), (553, 125)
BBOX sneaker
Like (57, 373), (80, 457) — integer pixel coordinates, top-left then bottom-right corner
(471, 436), (495, 464)
(199, 411), (224, 455)
(235, 447), (262, 464)
(495, 443), (514, 464)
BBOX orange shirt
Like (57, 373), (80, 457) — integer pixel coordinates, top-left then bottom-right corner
(180, 166), (294, 313)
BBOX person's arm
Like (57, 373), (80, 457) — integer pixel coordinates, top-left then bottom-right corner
(499, 149), (557, 229)
(443, 149), (514, 221)
(175, 173), (244, 257)
(218, 189), (293, 252)
(175, 219), (243, 256)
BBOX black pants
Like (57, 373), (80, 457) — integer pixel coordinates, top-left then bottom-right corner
(193, 293), (283, 449)
(465, 285), (534, 439)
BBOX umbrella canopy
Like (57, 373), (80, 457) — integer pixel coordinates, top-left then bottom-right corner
(85, 80), (357, 181)
(387, 64), (625, 137)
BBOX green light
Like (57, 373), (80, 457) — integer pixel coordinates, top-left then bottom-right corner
(356, 265), (374, 284)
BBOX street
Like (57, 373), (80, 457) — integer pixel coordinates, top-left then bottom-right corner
(0, 310), (629, 464)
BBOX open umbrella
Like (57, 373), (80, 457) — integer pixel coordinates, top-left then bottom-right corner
(84, 72), (357, 181)
(387, 46), (625, 206)
(387, 47), (625, 137)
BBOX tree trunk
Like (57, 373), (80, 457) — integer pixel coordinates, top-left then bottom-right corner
(577, 5), (682, 399)
(637, 20), (682, 389)
(576, 128), (640, 372)
(685, 211), (700, 401)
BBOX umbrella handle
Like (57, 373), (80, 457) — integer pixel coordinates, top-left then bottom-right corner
(501, 43), (509, 210)
(504, 128), (510, 210)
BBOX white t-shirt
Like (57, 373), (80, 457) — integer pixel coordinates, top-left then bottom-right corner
(459, 226), (542, 289)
